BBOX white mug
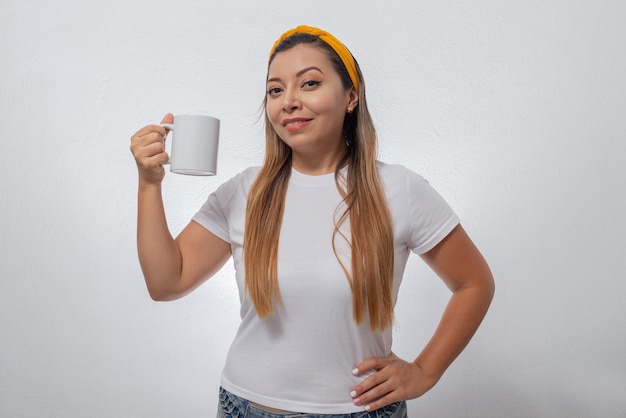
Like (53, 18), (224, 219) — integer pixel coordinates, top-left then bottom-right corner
(161, 114), (220, 176)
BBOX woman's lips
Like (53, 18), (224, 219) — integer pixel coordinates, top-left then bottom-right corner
(283, 118), (312, 132)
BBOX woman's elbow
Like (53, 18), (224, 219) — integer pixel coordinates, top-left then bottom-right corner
(145, 281), (183, 302)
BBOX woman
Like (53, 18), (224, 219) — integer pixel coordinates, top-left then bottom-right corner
(130, 25), (494, 417)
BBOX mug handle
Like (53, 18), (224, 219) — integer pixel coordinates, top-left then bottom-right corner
(160, 123), (174, 165)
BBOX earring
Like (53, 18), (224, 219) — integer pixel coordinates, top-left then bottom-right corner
(347, 106), (353, 114)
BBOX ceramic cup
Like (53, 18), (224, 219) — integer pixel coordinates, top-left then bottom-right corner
(161, 114), (220, 176)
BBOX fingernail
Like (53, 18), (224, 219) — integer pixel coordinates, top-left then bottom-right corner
(353, 398), (361, 405)
(350, 391), (357, 398)
(364, 405), (371, 411)
(351, 368), (359, 375)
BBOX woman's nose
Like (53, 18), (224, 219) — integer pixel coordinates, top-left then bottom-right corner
(282, 89), (301, 112)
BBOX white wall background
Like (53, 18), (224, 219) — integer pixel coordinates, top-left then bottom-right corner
(1, 1), (624, 417)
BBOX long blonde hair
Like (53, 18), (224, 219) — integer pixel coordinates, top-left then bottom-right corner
(244, 33), (394, 331)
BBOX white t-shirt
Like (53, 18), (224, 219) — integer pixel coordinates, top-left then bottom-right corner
(192, 161), (459, 414)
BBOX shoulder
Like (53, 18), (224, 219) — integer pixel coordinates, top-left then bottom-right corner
(232, 166), (261, 184)
(375, 160), (455, 213)
(376, 160), (423, 178)
(217, 166), (261, 191)
(375, 161), (428, 191)
(205, 166), (261, 208)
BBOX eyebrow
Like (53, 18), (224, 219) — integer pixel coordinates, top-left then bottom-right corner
(267, 66), (324, 84)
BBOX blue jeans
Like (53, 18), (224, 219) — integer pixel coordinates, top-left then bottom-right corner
(217, 387), (408, 418)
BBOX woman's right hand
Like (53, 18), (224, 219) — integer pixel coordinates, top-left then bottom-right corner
(130, 113), (174, 184)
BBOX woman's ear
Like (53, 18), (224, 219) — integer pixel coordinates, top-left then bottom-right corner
(347, 89), (359, 112)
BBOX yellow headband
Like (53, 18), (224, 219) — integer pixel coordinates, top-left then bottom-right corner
(269, 25), (359, 93)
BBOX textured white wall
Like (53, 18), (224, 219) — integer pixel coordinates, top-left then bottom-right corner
(1, 1), (625, 417)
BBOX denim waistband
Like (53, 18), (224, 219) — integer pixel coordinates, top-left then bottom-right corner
(217, 386), (407, 418)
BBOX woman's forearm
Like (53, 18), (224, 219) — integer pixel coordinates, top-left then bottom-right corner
(348, 270), (494, 410)
(414, 276), (494, 382)
(136, 181), (183, 300)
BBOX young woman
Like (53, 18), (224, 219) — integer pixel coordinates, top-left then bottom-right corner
(130, 25), (494, 418)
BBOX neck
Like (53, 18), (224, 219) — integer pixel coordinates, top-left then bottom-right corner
(290, 141), (347, 175)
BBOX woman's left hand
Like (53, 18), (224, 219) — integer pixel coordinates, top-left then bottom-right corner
(349, 353), (438, 411)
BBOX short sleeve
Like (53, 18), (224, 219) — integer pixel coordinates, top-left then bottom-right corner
(191, 168), (258, 244)
(405, 170), (460, 254)
(192, 185), (231, 243)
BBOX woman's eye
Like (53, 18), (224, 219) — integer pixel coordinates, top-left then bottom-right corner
(302, 80), (321, 89)
(267, 87), (282, 97)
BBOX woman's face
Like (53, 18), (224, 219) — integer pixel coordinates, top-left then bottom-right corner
(266, 43), (357, 173)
